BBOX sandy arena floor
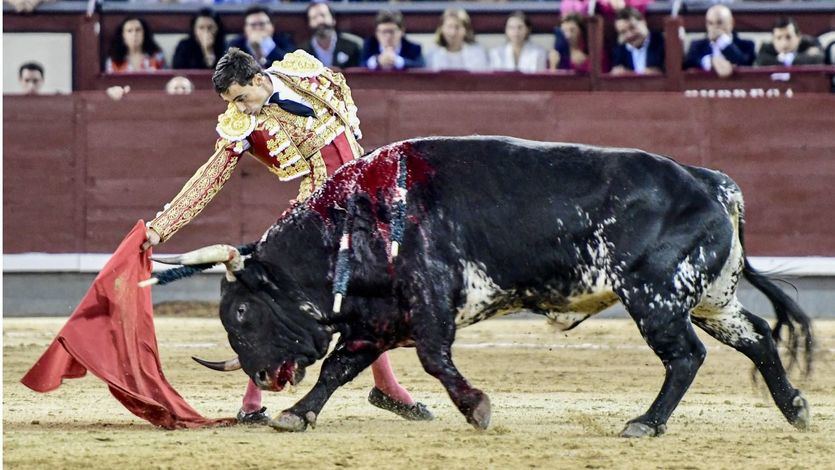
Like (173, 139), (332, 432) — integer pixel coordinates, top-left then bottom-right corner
(4, 317), (835, 469)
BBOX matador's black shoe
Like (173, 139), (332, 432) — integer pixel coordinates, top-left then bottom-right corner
(368, 388), (434, 421)
(236, 406), (271, 425)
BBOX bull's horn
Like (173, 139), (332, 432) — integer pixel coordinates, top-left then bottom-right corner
(192, 356), (241, 371)
(153, 244), (243, 272)
(138, 277), (159, 288)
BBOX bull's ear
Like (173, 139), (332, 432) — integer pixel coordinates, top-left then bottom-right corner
(348, 193), (392, 296)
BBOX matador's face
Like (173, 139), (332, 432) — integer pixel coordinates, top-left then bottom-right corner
(220, 73), (272, 116)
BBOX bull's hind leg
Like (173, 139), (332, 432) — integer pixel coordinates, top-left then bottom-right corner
(691, 306), (810, 430)
(620, 297), (707, 437)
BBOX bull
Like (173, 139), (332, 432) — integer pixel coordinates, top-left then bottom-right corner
(151, 136), (813, 437)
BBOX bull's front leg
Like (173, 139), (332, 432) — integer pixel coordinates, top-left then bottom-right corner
(414, 333), (491, 430)
(270, 345), (380, 432)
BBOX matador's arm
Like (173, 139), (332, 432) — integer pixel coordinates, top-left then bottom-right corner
(147, 140), (247, 243)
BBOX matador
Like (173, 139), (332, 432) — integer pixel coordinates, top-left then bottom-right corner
(144, 48), (432, 424)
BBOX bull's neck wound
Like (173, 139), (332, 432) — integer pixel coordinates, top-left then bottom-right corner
(282, 141), (432, 224)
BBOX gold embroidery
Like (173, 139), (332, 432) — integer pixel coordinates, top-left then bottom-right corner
(296, 151), (329, 201)
(216, 103), (256, 142)
(149, 145), (241, 242)
(269, 50), (325, 78)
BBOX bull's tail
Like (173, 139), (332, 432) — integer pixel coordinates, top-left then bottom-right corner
(737, 208), (814, 375)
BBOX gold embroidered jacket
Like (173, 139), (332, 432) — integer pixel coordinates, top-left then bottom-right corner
(148, 51), (363, 243)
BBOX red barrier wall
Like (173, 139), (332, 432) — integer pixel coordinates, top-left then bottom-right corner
(4, 91), (834, 256)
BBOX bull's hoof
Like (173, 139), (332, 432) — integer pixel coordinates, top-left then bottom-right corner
(268, 411), (309, 432)
(789, 394), (811, 431)
(619, 421), (666, 438)
(466, 394), (492, 430)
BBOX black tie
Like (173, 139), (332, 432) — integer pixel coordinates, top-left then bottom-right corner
(269, 93), (315, 118)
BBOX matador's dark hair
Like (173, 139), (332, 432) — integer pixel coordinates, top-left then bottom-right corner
(212, 47), (262, 94)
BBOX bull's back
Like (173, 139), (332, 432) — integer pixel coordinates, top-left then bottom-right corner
(405, 136), (734, 287)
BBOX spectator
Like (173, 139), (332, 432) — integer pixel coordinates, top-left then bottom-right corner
(756, 17), (824, 67)
(426, 8), (489, 72)
(173, 8), (227, 70)
(106, 17), (166, 73)
(684, 5), (755, 78)
(560, 0), (652, 20)
(362, 10), (425, 71)
(552, 14), (589, 73)
(227, 6), (295, 68)
(5, 0), (54, 13)
(166, 76), (195, 95)
(301, 1), (362, 69)
(18, 62), (45, 95)
(610, 7), (664, 75)
(106, 76), (193, 101)
(489, 11), (548, 73)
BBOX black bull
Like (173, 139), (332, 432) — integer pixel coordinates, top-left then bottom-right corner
(171, 136), (814, 436)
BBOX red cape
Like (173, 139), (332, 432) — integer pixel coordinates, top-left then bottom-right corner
(20, 220), (234, 429)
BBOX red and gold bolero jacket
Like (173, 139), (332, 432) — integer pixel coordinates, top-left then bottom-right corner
(148, 51), (363, 243)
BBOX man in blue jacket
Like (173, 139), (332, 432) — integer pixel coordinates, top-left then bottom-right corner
(362, 9), (425, 70)
(684, 5), (755, 78)
(611, 7), (664, 75)
(227, 6), (295, 68)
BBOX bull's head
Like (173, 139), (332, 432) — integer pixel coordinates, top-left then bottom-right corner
(217, 261), (333, 391)
(151, 244), (334, 391)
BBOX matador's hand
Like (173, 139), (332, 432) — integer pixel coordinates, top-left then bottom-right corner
(141, 228), (161, 252)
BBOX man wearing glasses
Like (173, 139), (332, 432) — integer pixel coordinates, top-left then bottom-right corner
(362, 9), (425, 70)
(228, 6), (296, 67)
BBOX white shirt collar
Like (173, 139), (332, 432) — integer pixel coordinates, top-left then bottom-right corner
(263, 71), (312, 108)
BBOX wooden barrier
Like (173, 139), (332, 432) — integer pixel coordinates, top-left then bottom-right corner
(4, 90), (834, 256)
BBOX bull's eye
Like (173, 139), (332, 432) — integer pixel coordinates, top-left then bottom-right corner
(236, 304), (247, 322)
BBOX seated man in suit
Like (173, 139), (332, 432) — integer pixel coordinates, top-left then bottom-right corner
(610, 7), (664, 75)
(362, 9), (425, 71)
(227, 6), (295, 68)
(301, 1), (362, 69)
(684, 5), (755, 78)
(756, 17), (824, 67)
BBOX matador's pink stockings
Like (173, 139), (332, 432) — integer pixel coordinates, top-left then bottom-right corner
(241, 351), (414, 412)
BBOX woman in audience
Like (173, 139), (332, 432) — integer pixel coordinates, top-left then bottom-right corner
(551, 14), (589, 72)
(426, 8), (489, 72)
(489, 11), (547, 73)
(173, 9), (227, 70)
(106, 17), (165, 73)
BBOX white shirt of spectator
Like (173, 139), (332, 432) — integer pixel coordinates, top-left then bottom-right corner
(489, 42), (548, 73)
(264, 67), (313, 109)
(366, 44), (406, 70)
(700, 33), (733, 71)
(625, 34), (651, 74)
(427, 43), (489, 72)
(777, 52), (797, 66)
(311, 32), (337, 68)
(252, 36), (277, 63)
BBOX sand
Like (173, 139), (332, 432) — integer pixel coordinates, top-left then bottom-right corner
(4, 317), (834, 469)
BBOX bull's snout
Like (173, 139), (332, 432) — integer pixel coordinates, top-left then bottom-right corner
(252, 362), (303, 391)
(254, 370), (272, 390)
(293, 366), (306, 386)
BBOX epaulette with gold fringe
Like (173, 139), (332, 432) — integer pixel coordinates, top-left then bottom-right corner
(269, 50), (326, 78)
